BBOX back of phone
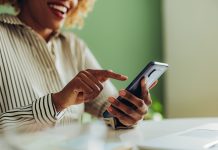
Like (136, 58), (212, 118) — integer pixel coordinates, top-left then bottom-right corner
(126, 61), (168, 97)
(117, 61), (168, 108)
(103, 61), (168, 124)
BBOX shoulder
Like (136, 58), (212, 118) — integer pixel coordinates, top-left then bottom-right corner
(0, 13), (23, 26)
(0, 14), (23, 36)
(0, 14), (11, 31)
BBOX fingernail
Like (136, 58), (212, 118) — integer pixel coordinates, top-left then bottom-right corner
(108, 70), (113, 72)
(122, 75), (128, 79)
(108, 97), (115, 103)
(119, 90), (126, 96)
(108, 106), (112, 112)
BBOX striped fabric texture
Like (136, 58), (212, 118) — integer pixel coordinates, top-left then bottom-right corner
(0, 14), (117, 133)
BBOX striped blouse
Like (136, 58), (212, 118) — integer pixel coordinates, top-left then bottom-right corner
(0, 14), (117, 132)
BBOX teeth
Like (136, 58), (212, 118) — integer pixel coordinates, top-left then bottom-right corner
(49, 4), (68, 14)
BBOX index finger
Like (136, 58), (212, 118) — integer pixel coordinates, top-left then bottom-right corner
(87, 69), (128, 82)
(102, 70), (128, 81)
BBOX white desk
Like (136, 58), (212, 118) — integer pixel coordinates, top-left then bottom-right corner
(106, 117), (218, 149)
(1, 117), (218, 150)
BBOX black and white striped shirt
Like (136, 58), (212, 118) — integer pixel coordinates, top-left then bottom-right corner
(0, 14), (117, 133)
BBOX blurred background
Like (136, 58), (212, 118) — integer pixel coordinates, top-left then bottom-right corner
(0, 0), (218, 119)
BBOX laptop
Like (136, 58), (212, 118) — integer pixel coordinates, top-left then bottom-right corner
(138, 123), (218, 150)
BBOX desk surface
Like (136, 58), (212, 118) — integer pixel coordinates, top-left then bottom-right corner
(108, 117), (218, 139)
(1, 117), (218, 150)
(106, 117), (218, 149)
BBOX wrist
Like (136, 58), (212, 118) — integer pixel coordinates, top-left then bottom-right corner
(52, 92), (66, 112)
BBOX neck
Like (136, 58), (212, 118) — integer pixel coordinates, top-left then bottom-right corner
(18, 9), (53, 42)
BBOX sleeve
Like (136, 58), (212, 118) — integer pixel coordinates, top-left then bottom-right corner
(0, 94), (64, 133)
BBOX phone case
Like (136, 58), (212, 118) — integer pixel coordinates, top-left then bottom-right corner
(103, 61), (168, 129)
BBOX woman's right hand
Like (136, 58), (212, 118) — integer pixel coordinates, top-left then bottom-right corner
(52, 69), (127, 112)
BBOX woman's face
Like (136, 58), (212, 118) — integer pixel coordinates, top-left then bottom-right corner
(22, 0), (78, 30)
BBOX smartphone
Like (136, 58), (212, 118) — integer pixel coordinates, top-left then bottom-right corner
(103, 61), (168, 120)
(118, 61), (169, 108)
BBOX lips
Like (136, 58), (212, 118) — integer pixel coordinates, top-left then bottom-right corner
(47, 2), (70, 19)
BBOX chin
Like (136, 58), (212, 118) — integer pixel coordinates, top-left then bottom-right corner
(48, 21), (64, 31)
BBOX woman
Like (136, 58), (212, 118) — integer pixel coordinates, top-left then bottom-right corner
(0, 0), (156, 132)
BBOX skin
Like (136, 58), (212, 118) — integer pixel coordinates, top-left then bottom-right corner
(18, 0), (157, 127)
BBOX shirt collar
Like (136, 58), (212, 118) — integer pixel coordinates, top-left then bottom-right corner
(0, 13), (23, 25)
(0, 13), (67, 39)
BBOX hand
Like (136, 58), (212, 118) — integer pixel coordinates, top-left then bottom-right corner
(52, 69), (127, 112)
(107, 78), (158, 127)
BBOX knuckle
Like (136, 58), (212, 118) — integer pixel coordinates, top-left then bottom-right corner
(80, 70), (86, 74)
(142, 107), (148, 114)
(83, 70), (90, 74)
(137, 106), (147, 115)
(82, 72), (90, 78)
(118, 115), (125, 121)
(132, 119), (138, 125)
(125, 92), (133, 100)
(138, 100), (144, 107)
(132, 113), (141, 122)
(130, 117), (138, 124)
(86, 69), (91, 72)
(113, 99), (120, 106)
(147, 99), (152, 106)
(125, 107), (133, 115)
(136, 114), (143, 121)
(78, 71), (84, 75)
(84, 70), (94, 78)
(75, 76), (81, 81)
(110, 108), (117, 116)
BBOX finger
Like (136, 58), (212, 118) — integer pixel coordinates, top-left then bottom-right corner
(87, 69), (128, 82)
(107, 106), (137, 127)
(140, 77), (148, 98)
(108, 97), (142, 121)
(74, 77), (92, 93)
(77, 78), (94, 101)
(82, 70), (103, 91)
(119, 90), (147, 115)
(102, 70), (128, 81)
(140, 78), (152, 106)
(79, 72), (101, 93)
(141, 90), (152, 107)
(149, 80), (158, 90)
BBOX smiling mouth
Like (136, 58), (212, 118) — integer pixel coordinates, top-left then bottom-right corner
(47, 2), (70, 19)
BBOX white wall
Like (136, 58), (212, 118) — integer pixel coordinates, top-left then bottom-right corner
(163, 0), (218, 118)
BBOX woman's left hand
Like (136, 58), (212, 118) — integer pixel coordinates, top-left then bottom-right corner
(107, 78), (158, 127)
